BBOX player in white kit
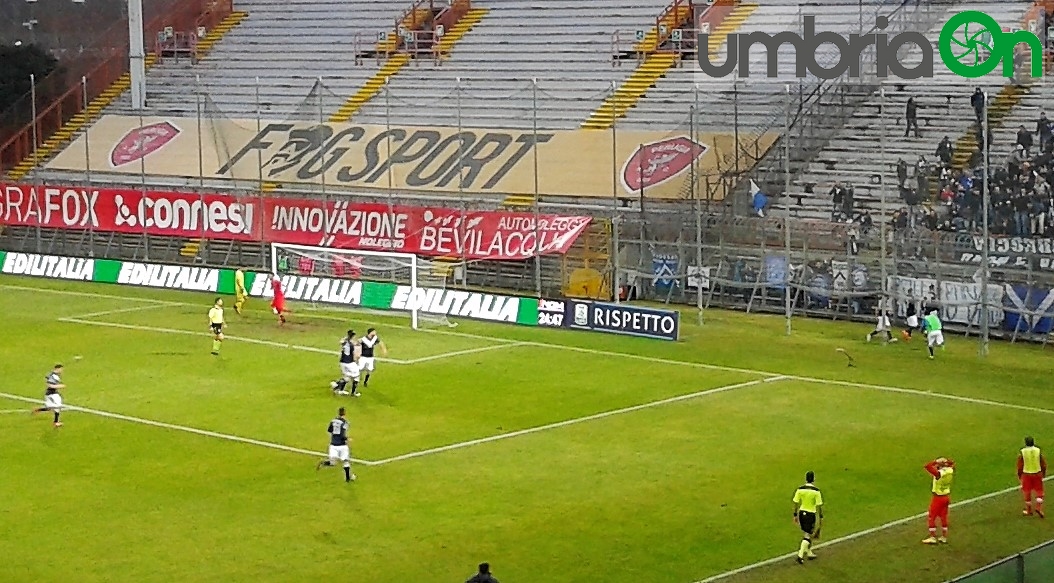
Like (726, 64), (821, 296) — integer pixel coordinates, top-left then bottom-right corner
(33, 364), (66, 427)
(867, 308), (897, 344)
(358, 328), (388, 388)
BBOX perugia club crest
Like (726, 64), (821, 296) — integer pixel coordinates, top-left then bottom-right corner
(621, 136), (707, 192)
(110, 121), (181, 167)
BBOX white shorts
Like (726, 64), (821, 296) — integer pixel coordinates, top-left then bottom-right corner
(907, 315), (919, 328)
(339, 362), (360, 380)
(44, 393), (63, 410)
(359, 357), (375, 372)
(876, 316), (891, 331)
(927, 330), (945, 347)
(328, 444), (350, 462)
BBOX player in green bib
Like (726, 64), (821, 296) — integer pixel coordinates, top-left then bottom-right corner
(921, 311), (944, 359)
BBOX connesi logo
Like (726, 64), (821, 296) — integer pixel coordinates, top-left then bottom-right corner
(698, 11), (1041, 80)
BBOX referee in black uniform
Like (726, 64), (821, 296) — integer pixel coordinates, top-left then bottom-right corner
(792, 471), (824, 564)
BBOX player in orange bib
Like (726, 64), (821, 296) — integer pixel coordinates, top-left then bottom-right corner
(923, 457), (954, 544)
(1017, 436), (1046, 518)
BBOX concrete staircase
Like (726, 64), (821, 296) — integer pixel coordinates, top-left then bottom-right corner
(581, 2), (757, 130)
(435, 8), (489, 60)
(950, 84), (1029, 170)
(329, 54), (412, 123)
(195, 11), (250, 59)
(581, 53), (678, 129)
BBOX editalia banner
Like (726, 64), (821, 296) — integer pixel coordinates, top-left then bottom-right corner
(0, 184), (592, 260)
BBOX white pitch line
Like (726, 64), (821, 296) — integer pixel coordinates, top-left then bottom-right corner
(0, 391), (376, 466)
(0, 409), (28, 414)
(57, 318), (415, 365)
(692, 475), (1054, 583)
(368, 377), (784, 466)
(401, 342), (528, 364)
(786, 375), (1054, 417)
(67, 303), (172, 320)
(0, 284), (180, 305)
(3, 282), (780, 378)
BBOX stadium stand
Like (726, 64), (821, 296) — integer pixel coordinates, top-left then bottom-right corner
(108, 0), (420, 117)
(623, 0), (895, 131)
(769, 1), (1036, 224)
(350, 0), (676, 129)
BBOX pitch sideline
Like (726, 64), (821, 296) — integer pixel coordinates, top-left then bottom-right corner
(691, 475), (1054, 583)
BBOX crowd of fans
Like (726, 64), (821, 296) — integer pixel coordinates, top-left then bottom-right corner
(888, 89), (1054, 238)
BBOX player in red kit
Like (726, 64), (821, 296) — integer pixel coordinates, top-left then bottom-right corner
(1018, 436), (1046, 517)
(270, 274), (287, 324)
(923, 457), (954, 544)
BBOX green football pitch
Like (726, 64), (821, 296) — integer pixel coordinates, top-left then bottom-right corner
(1, 275), (1051, 583)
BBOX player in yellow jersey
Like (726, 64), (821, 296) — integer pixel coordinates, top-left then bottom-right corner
(923, 457), (954, 544)
(792, 471), (823, 564)
(1018, 436), (1046, 518)
(234, 268), (248, 315)
(208, 298), (225, 355)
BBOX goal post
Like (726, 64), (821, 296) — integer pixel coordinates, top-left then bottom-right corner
(269, 243), (456, 329)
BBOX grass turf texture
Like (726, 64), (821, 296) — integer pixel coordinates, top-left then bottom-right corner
(0, 275), (1051, 583)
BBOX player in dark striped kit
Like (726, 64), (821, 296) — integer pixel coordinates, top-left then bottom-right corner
(316, 407), (355, 482)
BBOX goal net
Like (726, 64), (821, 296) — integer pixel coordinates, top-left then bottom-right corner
(270, 243), (457, 329)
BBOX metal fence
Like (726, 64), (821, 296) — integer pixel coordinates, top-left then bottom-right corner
(948, 539), (1054, 583)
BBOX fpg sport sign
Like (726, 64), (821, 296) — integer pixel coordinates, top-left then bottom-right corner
(44, 115), (779, 202)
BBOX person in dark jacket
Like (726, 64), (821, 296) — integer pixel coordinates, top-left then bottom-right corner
(1017, 124), (1034, 157)
(466, 563), (499, 583)
(971, 87), (985, 123)
(936, 136), (954, 165)
(1037, 111), (1052, 150)
(905, 97), (920, 137)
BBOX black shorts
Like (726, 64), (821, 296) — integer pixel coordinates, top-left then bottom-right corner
(798, 511), (817, 535)
(211, 323), (223, 335)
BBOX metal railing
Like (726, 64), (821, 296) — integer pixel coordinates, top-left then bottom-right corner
(947, 539), (1054, 583)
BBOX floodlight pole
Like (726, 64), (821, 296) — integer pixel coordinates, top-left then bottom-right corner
(980, 92), (991, 357)
(128, 0), (146, 109)
(879, 85), (888, 313)
(783, 83), (792, 336)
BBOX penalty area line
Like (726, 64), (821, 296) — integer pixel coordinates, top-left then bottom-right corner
(691, 475), (1054, 583)
(56, 317), (417, 365)
(0, 391), (377, 466)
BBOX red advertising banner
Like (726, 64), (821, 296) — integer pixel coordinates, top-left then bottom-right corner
(0, 184), (592, 260)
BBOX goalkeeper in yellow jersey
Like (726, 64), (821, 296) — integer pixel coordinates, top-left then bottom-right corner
(234, 268), (248, 315)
